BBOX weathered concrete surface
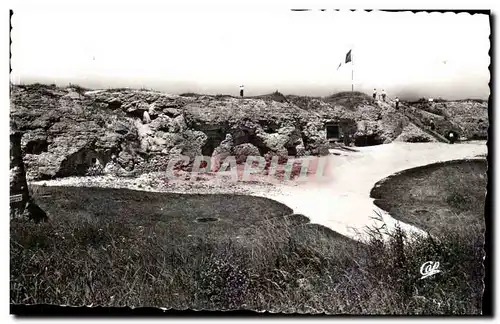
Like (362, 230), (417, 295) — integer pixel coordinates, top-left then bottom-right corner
(12, 85), (418, 180)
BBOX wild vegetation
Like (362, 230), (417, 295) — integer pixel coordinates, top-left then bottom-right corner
(11, 158), (486, 313)
(371, 159), (487, 235)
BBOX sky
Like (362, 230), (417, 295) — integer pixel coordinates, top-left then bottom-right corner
(11, 9), (491, 100)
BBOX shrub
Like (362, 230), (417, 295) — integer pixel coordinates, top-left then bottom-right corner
(406, 135), (432, 143)
(180, 92), (200, 97)
(68, 83), (89, 94)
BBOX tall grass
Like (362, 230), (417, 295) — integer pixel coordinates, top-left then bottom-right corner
(10, 210), (483, 314)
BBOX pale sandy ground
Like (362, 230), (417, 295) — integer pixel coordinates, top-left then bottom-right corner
(32, 141), (487, 241)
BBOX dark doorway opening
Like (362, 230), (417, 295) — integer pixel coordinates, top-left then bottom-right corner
(25, 139), (49, 155)
(354, 135), (384, 147)
(286, 146), (297, 157)
(202, 128), (226, 157)
(248, 134), (270, 156)
(326, 124), (340, 141)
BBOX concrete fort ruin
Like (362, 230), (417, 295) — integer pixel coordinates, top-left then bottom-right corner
(324, 120), (356, 146)
(10, 85), (488, 180)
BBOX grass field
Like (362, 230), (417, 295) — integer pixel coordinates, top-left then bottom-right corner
(11, 158), (487, 313)
(371, 159), (487, 235)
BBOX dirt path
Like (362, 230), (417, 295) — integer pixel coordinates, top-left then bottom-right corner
(259, 142), (487, 240)
(32, 141), (487, 241)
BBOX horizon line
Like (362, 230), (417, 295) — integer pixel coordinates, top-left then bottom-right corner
(10, 81), (489, 102)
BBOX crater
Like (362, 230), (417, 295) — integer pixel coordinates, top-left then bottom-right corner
(195, 217), (220, 223)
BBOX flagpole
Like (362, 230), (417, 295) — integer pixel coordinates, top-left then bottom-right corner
(351, 49), (354, 92)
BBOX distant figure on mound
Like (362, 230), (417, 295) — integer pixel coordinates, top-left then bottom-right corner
(240, 85), (244, 97)
(447, 130), (458, 144)
(394, 97), (400, 110)
(430, 118), (436, 131)
(143, 110), (151, 124)
(381, 89), (386, 102)
(373, 88), (377, 100)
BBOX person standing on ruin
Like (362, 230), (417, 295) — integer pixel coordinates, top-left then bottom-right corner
(373, 88), (377, 101)
(430, 118), (436, 131)
(240, 85), (244, 97)
(143, 110), (151, 124)
(381, 89), (386, 102)
(394, 97), (400, 110)
(447, 130), (457, 144)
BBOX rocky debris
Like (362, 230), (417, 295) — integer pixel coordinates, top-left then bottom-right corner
(31, 170), (285, 197)
(117, 150), (136, 170)
(433, 100), (488, 140)
(21, 129), (49, 155)
(163, 107), (182, 118)
(178, 130), (208, 160)
(211, 134), (234, 171)
(404, 105), (456, 138)
(254, 126), (303, 156)
(353, 121), (386, 146)
(352, 100), (409, 145)
(256, 131), (287, 154)
(11, 86), (142, 179)
(11, 84), (435, 180)
(295, 143), (307, 157)
(301, 121), (330, 155)
(149, 115), (177, 133)
(232, 143), (261, 164)
(406, 99), (488, 140)
(394, 122), (437, 143)
(87, 89), (189, 115)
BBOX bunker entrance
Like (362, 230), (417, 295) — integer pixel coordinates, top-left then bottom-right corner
(326, 124), (341, 141)
(354, 134), (384, 147)
(25, 139), (49, 155)
(202, 127), (226, 157)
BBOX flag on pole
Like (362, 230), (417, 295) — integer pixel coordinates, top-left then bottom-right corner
(345, 49), (352, 64)
(337, 49), (352, 72)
